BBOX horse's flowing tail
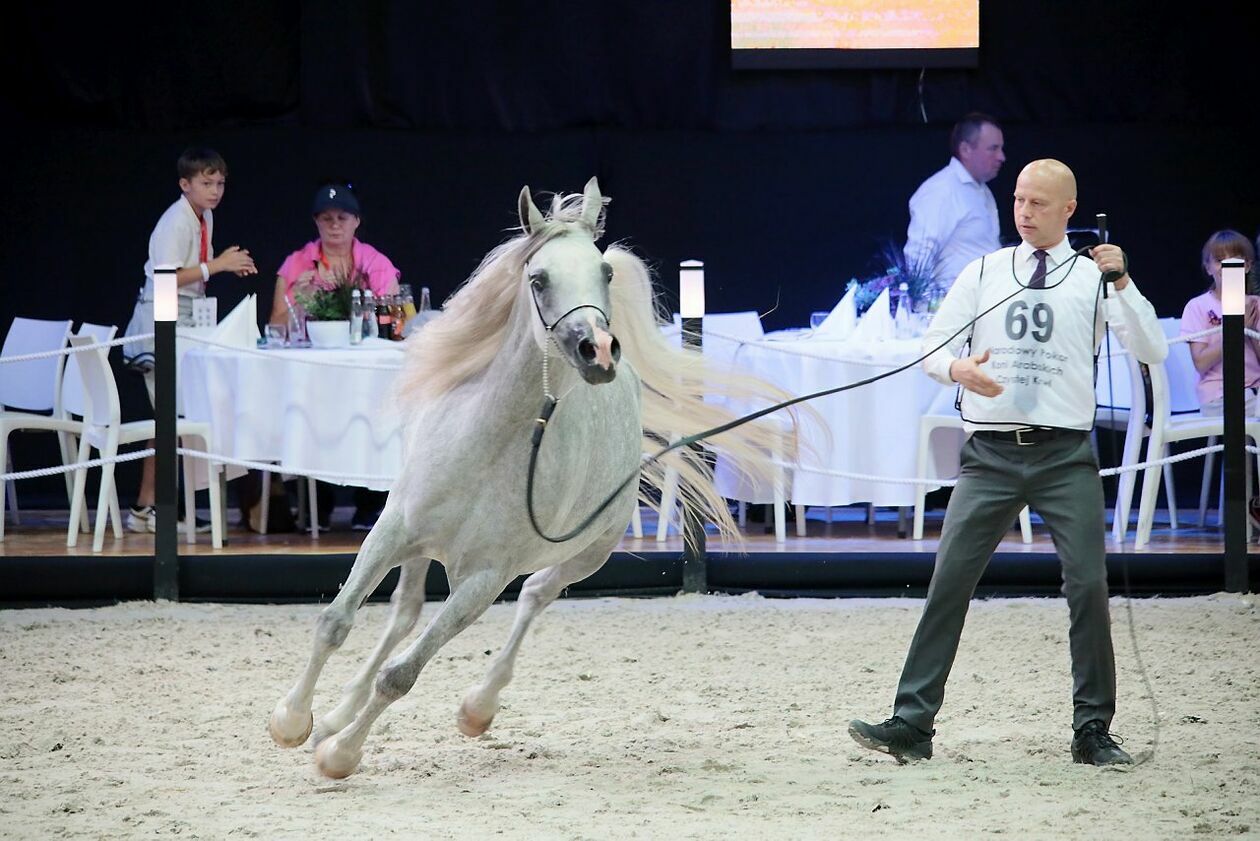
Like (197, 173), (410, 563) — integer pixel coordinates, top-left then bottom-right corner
(604, 245), (802, 547)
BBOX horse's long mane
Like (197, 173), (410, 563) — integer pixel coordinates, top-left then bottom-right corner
(397, 192), (798, 546)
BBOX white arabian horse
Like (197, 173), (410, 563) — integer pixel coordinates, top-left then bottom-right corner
(268, 178), (794, 778)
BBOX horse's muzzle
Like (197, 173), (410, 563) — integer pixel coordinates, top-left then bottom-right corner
(560, 322), (621, 384)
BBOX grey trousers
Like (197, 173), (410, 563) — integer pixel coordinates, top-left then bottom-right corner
(893, 431), (1115, 732)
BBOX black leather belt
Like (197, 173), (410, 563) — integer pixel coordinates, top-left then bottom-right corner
(975, 427), (1081, 446)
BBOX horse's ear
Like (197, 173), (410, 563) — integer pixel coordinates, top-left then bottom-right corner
(518, 186), (545, 235)
(580, 177), (603, 231)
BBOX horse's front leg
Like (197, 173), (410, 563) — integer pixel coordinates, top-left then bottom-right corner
(458, 524), (621, 737)
(315, 567), (511, 778)
(313, 557), (432, 746)
(268, 507), (409, 748)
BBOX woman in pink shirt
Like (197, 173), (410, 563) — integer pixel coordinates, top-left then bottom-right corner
(1180, 229), (1259, 416)
(268, 182), (401, 325)
(252, 182), (399, 532)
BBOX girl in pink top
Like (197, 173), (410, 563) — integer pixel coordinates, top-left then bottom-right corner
(1180, 230), (1260, 415)
(268, 183), (401, 325)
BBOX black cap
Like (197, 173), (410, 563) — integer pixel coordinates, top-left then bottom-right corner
(312, 183), (361, 217)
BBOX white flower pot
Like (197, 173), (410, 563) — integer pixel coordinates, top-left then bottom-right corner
(306, 320), (351, 348)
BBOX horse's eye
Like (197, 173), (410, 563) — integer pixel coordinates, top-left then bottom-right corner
(529, 269), (548, 289)
(600, 262), (614, 283)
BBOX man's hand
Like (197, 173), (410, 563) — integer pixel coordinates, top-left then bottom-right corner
(1089, 243), (1129, 290)
(949, 349), (1004, 397)
(211, 245), (258, 277)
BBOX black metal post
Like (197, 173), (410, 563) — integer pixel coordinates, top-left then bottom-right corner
(680, 316), (708, 593)
(154, 275), (179, 601)
(1222, 292), (1249, 593)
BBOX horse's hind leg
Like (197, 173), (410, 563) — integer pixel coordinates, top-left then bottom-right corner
(315, 567), (511, 778)
(312, 557), (432, 746)
(458, 529), (618, 737)
(268, 507), (410, 748)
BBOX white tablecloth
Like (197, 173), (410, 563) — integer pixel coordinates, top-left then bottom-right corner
(714, 330), (962, 508)
(180, 339), (406, 491)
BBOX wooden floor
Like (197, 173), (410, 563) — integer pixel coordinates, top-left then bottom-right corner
(1, 505), (1250, 557)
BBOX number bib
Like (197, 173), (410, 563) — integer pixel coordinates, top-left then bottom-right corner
(959, 248), (1102, 430)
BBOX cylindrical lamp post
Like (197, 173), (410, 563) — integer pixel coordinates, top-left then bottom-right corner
(154, 265), (179, 600)
(679, 259), (707, 593)
(1221, 257), (1248, 593)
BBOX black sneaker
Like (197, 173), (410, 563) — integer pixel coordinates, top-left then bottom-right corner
(1071, 719), (1132, 766)
(848, 716), (934, 763)
(351, 508), (381, 532)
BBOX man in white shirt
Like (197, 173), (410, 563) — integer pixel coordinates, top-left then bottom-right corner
(904, 114), (1006, 289)
(851, 160), (1167, 767)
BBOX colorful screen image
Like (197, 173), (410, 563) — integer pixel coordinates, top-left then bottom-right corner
(732, 0), (979, 67)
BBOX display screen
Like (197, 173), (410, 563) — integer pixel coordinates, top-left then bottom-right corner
(731, 0), (979, 69)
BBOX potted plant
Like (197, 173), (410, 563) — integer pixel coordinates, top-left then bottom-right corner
(846, 240), (943, 317)
(294, 267), (369, 347)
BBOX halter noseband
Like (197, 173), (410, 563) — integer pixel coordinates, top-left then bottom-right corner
(529, 285), (611, 334)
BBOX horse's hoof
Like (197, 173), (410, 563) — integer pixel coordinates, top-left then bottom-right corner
(314, 736), (362, 779)
(456, 698), (497, 737)
(268, 700), (313, 748)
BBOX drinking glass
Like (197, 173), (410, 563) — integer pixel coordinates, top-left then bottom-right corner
(809, 311), (829, 330)
(264, 324), (288, 348)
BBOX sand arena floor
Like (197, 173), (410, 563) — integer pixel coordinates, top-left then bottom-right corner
(1, 593), (1257, 839)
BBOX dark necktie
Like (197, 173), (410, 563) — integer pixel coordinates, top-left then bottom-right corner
(1029, 249), (1048, 288)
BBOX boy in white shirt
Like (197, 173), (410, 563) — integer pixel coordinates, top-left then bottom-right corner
(123, 148), (258, 533)
(851, 160), (1167, 767)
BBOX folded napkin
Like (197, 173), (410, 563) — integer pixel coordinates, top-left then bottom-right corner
(848, 288), (895, 343)
(811, 286), (857, 339)
(208, 294), (261, 348)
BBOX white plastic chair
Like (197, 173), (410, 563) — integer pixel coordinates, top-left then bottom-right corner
(1107, 322), (1211, 542)
(1, 317), (73, 536)
(259, 471), (320, 539)
(64, 335), (225, 552)
(60, 324), (123, 535)
(912, 387), (1032, 542)
(1132, 347), (1260, 549)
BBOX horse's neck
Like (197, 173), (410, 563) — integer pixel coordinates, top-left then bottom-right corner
(473, 317), (571, 425)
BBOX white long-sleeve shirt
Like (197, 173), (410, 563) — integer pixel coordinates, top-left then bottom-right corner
(921, 238), (1168, 433)
(904, 157), (1001, 288)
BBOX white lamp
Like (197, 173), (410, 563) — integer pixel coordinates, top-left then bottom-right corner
(154, 265), (179, 323)
(679, 260), (705, 318)
(1222, 258), (1246, 317)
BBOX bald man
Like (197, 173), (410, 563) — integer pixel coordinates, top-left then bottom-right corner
(850, 160), (1167, 766)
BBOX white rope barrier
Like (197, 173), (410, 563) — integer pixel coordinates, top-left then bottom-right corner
(764, 443), (1225, 488)
(700, 325), (1222, 365)
(174, 447), (394, 485)
(0, 448), (154, 482)
(1096, 444), (1222, 477)
(0, 333), (153, 364)
(0, 437), (1240, 500)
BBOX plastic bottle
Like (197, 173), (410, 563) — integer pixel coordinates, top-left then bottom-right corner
(349, 289), (364, 345)
(362, 290), (379, 339)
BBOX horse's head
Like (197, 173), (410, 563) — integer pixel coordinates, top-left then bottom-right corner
(519, 177), (621, 385)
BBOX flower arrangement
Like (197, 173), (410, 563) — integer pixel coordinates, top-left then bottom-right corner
(294, 266), (370, 321)
(846, 240), (943, 316)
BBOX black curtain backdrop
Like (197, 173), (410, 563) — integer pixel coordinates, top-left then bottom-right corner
(2, 1), (1257, 506)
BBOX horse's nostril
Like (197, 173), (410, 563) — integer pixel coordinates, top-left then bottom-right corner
(577, 339), (597, 362)
(610, 337), (621, 361)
